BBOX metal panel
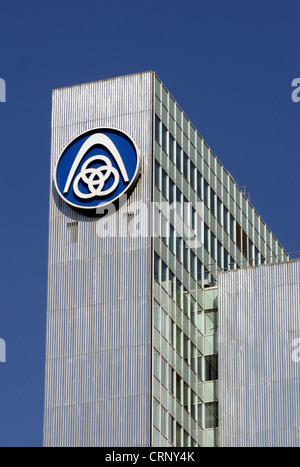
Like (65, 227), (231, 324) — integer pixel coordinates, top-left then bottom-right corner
(44, 72), (154, 447)
(218, 260), (300, 447)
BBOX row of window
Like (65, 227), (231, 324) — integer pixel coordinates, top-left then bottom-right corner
(155, 158), (236, 274)
(155, 120), (284, 261)
(156, 157), (278, 268)
(154, 252), (210, 318)
(157, 94), (228, 192)
(154, 348), (218, 386)
(154, 299), (217, 340)
(155, 118), (241, 229)
(204, 223), (233, 271)
(155, 159), (201, 214)
(153, 397), (218, 444)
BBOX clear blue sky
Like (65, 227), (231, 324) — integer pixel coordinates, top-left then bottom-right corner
(0, 0), (299, 447)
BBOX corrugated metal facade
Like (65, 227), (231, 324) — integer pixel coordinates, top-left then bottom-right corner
(44, 72), (154, 446)
(218, 260), (300, 447)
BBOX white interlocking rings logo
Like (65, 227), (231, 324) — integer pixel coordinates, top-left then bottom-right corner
(63, 133), (130, 200)
(73, 155), (120, 199)
(54, 128), (139, 211)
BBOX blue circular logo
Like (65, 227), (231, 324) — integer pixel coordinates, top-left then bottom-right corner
(54, 128), (140, 211)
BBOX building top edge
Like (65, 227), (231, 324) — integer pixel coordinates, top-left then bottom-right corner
(218, 258), (300, 277)
(52, 70), (156, 92)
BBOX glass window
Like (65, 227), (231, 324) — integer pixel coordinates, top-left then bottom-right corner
(161, 309), (168, 338)
(230, 214), (235, 241)
(205, 309), (218, 335)
(161, 260), (168, 288)
(176, 326), (182, 354)
(255, 247), (260, 266)
(169, 270), (175, 299)
(184, 382), (189, 411)
(190, 250), (196, 279)
(242, 230), (248, 258)
(183, 152), (189, 179)
(161, 406), (167, 436)
(176, 422), (182, 447)
(169, 224), (175, 254)
(183, 287), (189, 317)
(176, 279), (182, 308)
(161, 213), (169, 242)
(210, 189), (215, 216)
(169, 178), (175, 204)
(236, 222), (242, 251)
(169, 317), (174, 346)
(190, 343), (196, 373)
(161, 357), (168, 387)
(224, 249), (229, 271)
(176, 236), (182, 262)
(204, 223), (209, 250)
(169, 133), (175, 163)
(176, 374), (182, 403)
(197, 171), (202, 199)
(162, 124), (167, 152)
(153, 398), (160, 428)
(197, 258), (202, 282)
(217, 241), (222, 268)
(183, 242), (189, 270)
(155, 115), (160, 143)
(197, 356), (202, 379)
(204, 180), (209, 206)
(191, 206), (196, 232)
(154, 253), (160, 282)
(210, 232), (216, 260)
(223, 206), (228, 233)
(169, 415), (174, 444)
(190, 297), (196, 325)
(176, 143), (182, 172)
(190, 161), (196, 191)
(217, 197), (222, 224)
(169, 365), (174, 394)
(205, 402), (218, 429)
(176, 188), (182, 216)
(183, 195), (188, 221)
(249, 239), (254, 263)
(183, 334), (189, 363)
(155, 160), (160, 188)
(154, 300), (160, 329)
(162, 169), (168, 199)
(154, 350), (160, 379)
(154, 204), (160, 237)
(204, 355), (218, 381)
(198, 404), (203, 429)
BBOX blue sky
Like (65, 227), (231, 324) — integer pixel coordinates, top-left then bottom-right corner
(0, 0), (299, 446)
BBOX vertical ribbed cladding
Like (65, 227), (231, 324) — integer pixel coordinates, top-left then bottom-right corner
(218, 260), (300, 447)
(44, 72), (154, 446)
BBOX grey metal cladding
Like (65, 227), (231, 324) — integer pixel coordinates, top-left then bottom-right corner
(218, 260), (300, 447)
(44, 72), (154, 447)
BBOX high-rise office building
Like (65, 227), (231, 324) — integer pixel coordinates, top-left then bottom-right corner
(44, 71), (289, 447)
